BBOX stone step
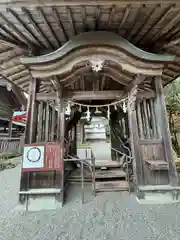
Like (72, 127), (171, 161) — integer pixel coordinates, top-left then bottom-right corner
(95, 180), (129, 192)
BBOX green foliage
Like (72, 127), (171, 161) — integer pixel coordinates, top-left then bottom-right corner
(165, 77), (180, 111)
(165, 77), (180, 156)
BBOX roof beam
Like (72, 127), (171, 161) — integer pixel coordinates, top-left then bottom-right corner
(22, 7), (54, 50)
(137, 4), (174, 45)
(0, 32), (27, 50)
(7, 8), (43, 49)
(81, 6), (88, 32)
(66, 6), (76, 36)
(126, 4), (144, 40)
(37, 7), (60, 48)
(162, 37), (180, 49)
(0, 24), (27, 47)
(107, 5), (116, 29)
(150, 9), (180, 45)
(0, 11), (34, 49)
(95, 6), (101, 30)
(52, 7), (68, 42)
(117, 4), (131, 34)
(0, 1), (178, 8)
(133, 4), (159, 43)
(36, 89), (155, 101)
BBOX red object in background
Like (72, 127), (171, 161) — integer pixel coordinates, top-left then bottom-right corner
(12, 112), (27, 122)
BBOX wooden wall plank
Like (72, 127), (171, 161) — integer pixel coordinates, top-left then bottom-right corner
(154, 76), (179, 186)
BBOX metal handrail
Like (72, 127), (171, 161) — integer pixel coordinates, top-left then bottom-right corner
(111, 147), (133, 159)
(111, 126), (131, 158)
(65, 151), (95, 203)
(111, 147), (132, 194)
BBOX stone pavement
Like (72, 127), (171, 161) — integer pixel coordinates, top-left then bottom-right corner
(0, 164), (180, 240)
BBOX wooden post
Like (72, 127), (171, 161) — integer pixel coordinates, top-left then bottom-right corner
(154, 76), (179, 186)
(128, 76), (145, 187)
(37, 101), (43, 142)
(20, 78), (39, 191)
(24, 78), (39, 144)
(8, 120), (12, 138)
(51, 101), (56, 141)
(136, 100), (144, 139)
(45, 102), (50, 142)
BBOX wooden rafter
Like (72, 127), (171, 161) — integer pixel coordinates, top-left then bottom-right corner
(37, 7), (60, 48)
(126, 4), (144, 40)
(151, 8), (180, 44)
(52, 7), (68, 42)
(0, 11), (34, 49)
(95, 6), (101, 30)
(0, 24), (25, 46)
(107, 5), (116, 29)
(162, 37), (180, 49)
(66, 6), (76, 35)
(0, 32), (27, 50)
(22, 7), (53, 50)
(81, 6), (88, 32)
(137, 4), (174, 45)
(117, 4), (131, 33)
(7, 8), (42, 48)
(0, 1), (178, 8)
(133, 4), (159, 43)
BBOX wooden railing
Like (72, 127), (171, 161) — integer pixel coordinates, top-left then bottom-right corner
(0, 137), (22, 154)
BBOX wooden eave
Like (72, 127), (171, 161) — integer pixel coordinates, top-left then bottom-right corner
(0, 1), (180, 93)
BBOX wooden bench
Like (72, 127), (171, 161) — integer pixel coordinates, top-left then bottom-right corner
(145, 160), (168, 171)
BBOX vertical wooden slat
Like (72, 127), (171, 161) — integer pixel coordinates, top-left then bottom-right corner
(37, 101), (43, 142)
(42, 102), (46, 142)
(140, 102), (146, 137)
(149, 99), (157, 138)
(137, 100), (144, 139)
(45, 102), (50, 142)
(51, 101), (56, 141)
(128, 83), (144, 187)
(154, 76), (178, 186)
(48, 106), (52, 142)
(143, 99), (150, 139)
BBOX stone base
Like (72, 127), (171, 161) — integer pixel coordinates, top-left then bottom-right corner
(136, 185), (180, 204)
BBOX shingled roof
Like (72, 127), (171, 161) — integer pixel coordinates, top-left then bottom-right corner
(0, 1), (180, 93)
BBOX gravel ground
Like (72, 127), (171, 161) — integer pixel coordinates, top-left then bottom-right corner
(0, 163), (180, 240)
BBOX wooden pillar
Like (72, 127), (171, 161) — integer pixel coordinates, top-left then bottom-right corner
(24, 78), (39, 144)
(51, 101), (56, 141)
(45, 102), (50, 142)
(20, 78), (39, 191)
(128, 86), (144, 187)
(8, 120), (12, 138)
(127, 75), (146, 187)
(37, 101), (43, 142)
(154, 76), (179, 186)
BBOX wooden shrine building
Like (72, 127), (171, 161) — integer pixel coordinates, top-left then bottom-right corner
(1, 0), (180, 209)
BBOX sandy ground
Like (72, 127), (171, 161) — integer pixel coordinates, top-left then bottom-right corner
(0, 162), (180, 240)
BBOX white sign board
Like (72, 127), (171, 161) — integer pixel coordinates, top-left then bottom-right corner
(23, 145), (44, 169)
